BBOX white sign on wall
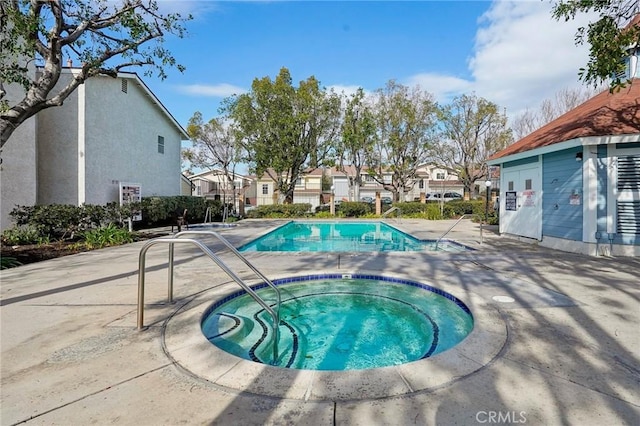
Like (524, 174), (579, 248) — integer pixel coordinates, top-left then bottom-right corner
(119, 182), (142, 221)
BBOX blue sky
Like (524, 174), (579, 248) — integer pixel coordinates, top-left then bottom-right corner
(147, 0), (597, 131)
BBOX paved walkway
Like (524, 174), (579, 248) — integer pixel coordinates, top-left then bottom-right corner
(1, 219), (638, 425)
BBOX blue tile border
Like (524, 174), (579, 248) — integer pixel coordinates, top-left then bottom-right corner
(203, 273), (472, 322)
(236, 221), (475, 253)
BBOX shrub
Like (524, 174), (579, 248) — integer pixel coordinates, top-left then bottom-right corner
(314, 211), (334, 219)
(9, 205), (36, 226)
(0, 257), (21, 270)
(81, 224), (133, 249)
(139, 196), (217, 225)
(394, 202), (427, 216)
(340, 201), (372, 217)
(1, 225), (49, 245)
(29, 204), (84, 239)
(392, 202), (457, 220)
(245, 203), (312, 218)
(447, 200), (486, 217)
(6, 197), (216, 243)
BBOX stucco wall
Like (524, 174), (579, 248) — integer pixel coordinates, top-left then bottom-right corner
(0, 85), (37, 230)
(83, 76), (182, 204)
(33, 72), (182, 207)
(542, 148), (583, 240)
(36, 72), (79, 205)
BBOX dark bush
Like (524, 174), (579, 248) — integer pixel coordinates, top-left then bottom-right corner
(7, 196), (218, 243)
(340, 201), (372, 217)
(447, 200), (486, 217)
(245, 203), (312, 218)
(394, 202), (456, 219)
(139, 196), (216, 225)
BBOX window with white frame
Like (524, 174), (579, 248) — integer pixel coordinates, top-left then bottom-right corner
(262, 184), (269, 195)
(436, 172), (445, 180)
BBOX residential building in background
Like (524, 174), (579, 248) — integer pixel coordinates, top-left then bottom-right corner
(1, 68), (189, 230)
(329, 164), (463, 203)
(189, 169), (253, 213)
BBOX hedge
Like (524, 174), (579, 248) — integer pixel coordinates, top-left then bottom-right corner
(6, 196), (224, 241)
(245, 203), (312, 218)
(340, 201), (373, 217)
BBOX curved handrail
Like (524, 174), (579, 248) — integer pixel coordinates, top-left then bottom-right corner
(137, 237), (279, 364)
(434, 214), (483, 250)
(172, 230), (281, 311)
(382, 206), (401, 221)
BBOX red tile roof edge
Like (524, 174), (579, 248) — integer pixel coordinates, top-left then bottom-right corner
(489, 79), (640, 161)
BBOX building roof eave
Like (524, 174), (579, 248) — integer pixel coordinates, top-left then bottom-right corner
(117, 72), (190, 140)
(487, 133), (640, 165)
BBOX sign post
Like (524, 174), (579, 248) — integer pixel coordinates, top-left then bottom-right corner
(119, 182), (142, 231)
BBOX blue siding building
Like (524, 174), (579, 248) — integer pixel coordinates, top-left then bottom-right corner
(488, 81), (640, 256)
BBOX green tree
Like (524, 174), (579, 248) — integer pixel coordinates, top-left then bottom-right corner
(336, 88), (377, 201)
(367, 80), (438, 202)
(185, 112), (243, 209)
(432, 93), (512, 198)
(224, 67), (341, 204)
(552, 0), (639, 90)
(0, 0), (190, 147)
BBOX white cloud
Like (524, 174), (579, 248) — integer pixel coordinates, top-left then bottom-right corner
(404, 0), (600, 118)
(405, 73), (474, 104)
(175, 83), (246, 97)
(471, 0), (598, 116)
(156, 1), (220, 18)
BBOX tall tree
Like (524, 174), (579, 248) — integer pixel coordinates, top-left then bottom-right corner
(511, 86), (599, 139)
(224, 67), (341, 203)
(0, 0), (190, 147)
(336, 88), (377, 201)
(367, 80), (438, 202)
(185, 112), (243, 208)
(432, 94), (512, 198)
(552, 0), (639, 90)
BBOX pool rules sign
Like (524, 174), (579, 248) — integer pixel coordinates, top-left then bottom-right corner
(119, 182), (142, 222)
(505, 191), (517, 211)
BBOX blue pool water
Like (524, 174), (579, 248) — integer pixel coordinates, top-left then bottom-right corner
(237, 221), (469, 252)
(201, 275), (474, 370)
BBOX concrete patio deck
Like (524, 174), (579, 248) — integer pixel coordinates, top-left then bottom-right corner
(1, 219), (638, 425)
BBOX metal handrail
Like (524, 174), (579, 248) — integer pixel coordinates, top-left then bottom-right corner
(434, 214), (483, 250)
(382, 206), (401, 221)
(137, 237), (280, 364)
(172, 230), (281, 313)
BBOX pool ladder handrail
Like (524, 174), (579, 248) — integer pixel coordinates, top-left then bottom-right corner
(434, 214), (483, 250)
(137, 232), (281, 364)
(382, 206), (401, 222)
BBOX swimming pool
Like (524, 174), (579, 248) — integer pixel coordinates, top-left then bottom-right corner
(201, 274), (473, 370)
(237, 221), (469, 252)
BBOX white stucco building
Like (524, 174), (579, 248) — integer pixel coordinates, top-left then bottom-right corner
(1, 69), (189, 229)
